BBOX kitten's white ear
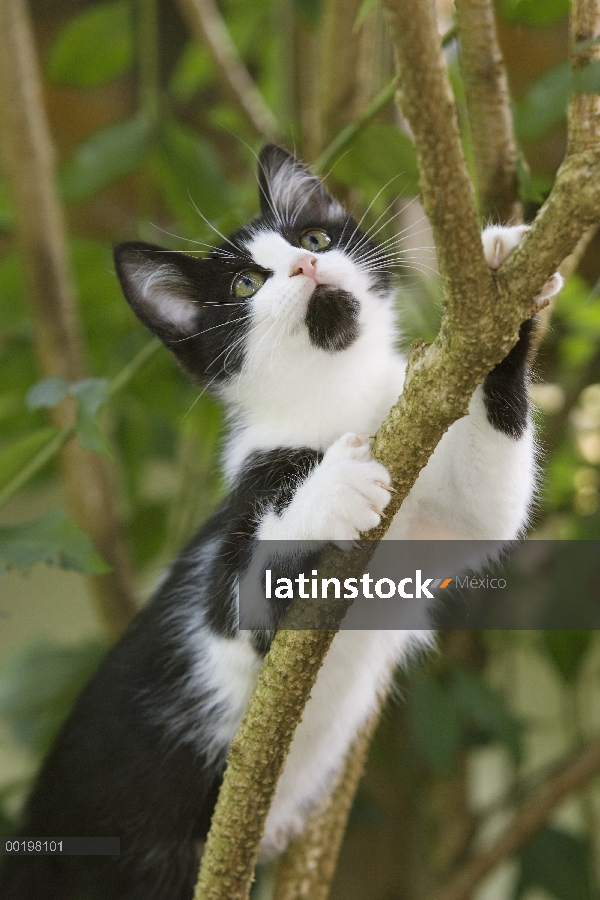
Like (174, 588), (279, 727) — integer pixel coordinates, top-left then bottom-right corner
(258, 144), (343, 222)
(114, 242), (202, 342)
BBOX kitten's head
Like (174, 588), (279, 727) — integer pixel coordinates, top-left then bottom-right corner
(114, 145), (395, 407)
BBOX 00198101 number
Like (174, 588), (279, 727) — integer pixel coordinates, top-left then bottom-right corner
(4, 840), (63, 853)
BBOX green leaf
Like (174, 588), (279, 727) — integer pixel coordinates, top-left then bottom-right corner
(451, 668), (522, 762)
(159, 120), (229, 222)
(60, 114), (152, 203)
(48, 0), (133, 88)
(515, 60), (600, 144)
(333, 122), (419, 198)
(515, 827), (595, 900)
(572, 61), (600, 94)
(0, 180), (14, 231)
(169, 42), (212, 103)
(543, 631), (592, 683)
(411, 676), (461, 776)
(0, 428), (58, 493)
(294, 0), (323, 27)
(69, 378), (110, 418)
(0, 640), (107, 755)
(25, 376), (112, 456)
(354, 0), (378, 30)
(516, 152), (553, 204)
(499, 0), (569, 27)
(70, 378), (111, 456)
(26, 376), (69, 409)
(0, 511), (110, 574)
(513, 62), (570, 142)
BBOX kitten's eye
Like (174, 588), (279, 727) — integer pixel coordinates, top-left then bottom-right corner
(300, 230), (332, 253)
(232, 270), (266, 298)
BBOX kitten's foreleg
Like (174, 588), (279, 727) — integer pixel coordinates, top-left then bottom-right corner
(257, 433), (392, 543)
(388, 225), (563, 541)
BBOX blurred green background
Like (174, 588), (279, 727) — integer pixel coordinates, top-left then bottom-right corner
(1, 1), (600, 898)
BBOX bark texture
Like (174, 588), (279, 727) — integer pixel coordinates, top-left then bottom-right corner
(192, 0), (600, 896)
(272, 693), (389, 900)
(0, 0), (138, 640)
(454, 0), (521, 223)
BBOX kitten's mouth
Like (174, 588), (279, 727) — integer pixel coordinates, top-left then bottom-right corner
(304, 284), (360, 353)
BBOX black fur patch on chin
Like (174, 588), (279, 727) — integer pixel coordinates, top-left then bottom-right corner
(305, 285), (360, 352)
(483, 318), (534, 439)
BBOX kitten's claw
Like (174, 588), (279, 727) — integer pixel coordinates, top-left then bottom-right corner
(312, 432), (392, 541)
(482, 224), (563, 306)
(537, 271), (564, 300)
(482, 225), (529, 270)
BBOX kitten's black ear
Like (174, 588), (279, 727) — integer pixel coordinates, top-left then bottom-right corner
(114, 242), (203, 344)
(257, 144), (343, 222)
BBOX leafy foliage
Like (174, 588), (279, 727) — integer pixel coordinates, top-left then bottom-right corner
(410, 667), (522, 776)
(0, 511), (111, 574)
(60, 115), (153, 203)
(26, 375), (112, 456)
(47, 0), (134, 88)
(515, 826), (595, 900)
(0, 640), (108, 756)
(498, 0), (570, 27)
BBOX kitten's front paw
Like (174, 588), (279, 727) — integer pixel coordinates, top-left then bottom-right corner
(315, 433), (392, 541)
(481, 225), (563, 305)
(482, 224), (529, 270)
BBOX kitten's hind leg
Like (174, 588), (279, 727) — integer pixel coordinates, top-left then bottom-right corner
(481, 225), (563, 438)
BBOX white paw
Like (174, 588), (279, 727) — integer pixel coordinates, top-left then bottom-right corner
(482, 224), (529, 270)
(536, 270), (564, 300)
(481, 224), (563, 301)
(313, 433), (392, 541)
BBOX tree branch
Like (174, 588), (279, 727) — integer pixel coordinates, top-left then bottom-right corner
(428, 736), (600, 900)
(0, 340), (161, 511)
(317, 0), (365, 151)
(193, 1), (600, 897)
(0, 0), (138, 640)
(498, 0), (600, 302)
(272, 687), (389, 900)
(175, 0), (281, 141)
(454, 0), (521, 224)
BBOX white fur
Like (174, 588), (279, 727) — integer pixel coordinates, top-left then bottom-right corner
(257, 433), (392, 542)
(220, 229), (405, 474)
(138, 263), (199, 330)
(196, 224), (559, 855)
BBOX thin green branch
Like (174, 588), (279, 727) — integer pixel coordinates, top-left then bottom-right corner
(0, 339), (161, 512)
(313, 24), (456, 176)
(175, 0), (281, 141)
(429, 735), (600, 900)
(137, 0), (160, 129)
(108, 336), (161, 396)
(0, 427), (74, 511)
(313, 78), (396, 175)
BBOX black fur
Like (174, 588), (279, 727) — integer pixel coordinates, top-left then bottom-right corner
(305, 286), (360, 352)
(483, 318), (534, 439)
(0, 449), (321, 900)
(113, 146), (391, 390)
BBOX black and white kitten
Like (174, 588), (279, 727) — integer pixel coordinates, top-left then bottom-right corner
(0, 145), (562, 900)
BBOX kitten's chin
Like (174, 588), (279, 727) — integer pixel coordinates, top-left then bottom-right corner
(304, 285), (360, 353)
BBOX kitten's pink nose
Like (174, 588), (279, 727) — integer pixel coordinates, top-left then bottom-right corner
(291, 254), (318, 281)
